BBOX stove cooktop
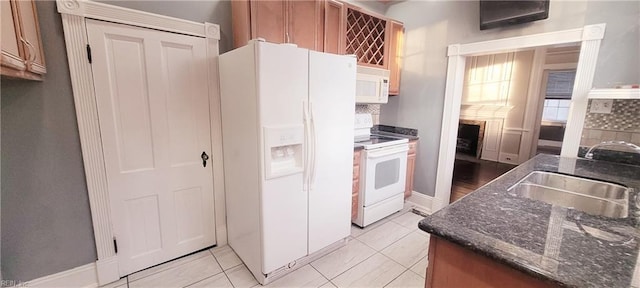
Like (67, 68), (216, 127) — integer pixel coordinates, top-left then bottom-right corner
(354, 134), (408, 149)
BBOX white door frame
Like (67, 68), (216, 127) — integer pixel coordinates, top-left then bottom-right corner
(56, 0), (226, 284)
(433, 24), (606, 211)
(529, 64), (579, 159)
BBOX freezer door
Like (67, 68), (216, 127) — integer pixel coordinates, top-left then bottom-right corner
(307, 51), (356, 254)
(258, 42), (310, 273)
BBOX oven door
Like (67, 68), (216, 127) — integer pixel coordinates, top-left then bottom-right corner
(361, 144), (408, 206)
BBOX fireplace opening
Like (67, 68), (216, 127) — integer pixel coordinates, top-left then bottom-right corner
(457, 120), (486, 158)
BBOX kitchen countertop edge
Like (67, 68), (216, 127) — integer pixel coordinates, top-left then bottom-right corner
(419, 154), (640, 288)
(418, 221), (570, 287)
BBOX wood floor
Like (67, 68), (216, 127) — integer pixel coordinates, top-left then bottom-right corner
(450, 157), (516, 203)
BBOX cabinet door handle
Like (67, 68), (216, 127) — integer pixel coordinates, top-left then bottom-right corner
(20, 38), (37, 63)
(25, 40), (37, 62)
(19, 38), (32, 63)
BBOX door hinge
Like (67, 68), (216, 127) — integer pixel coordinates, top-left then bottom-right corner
(113, 237), (118, 254)
(86, 44), (92, 64)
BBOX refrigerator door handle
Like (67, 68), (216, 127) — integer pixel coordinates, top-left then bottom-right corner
(303, 100), (311, 188)
(310, 101), (317, 186)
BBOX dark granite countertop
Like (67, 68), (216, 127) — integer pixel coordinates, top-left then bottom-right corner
(419, 154), (640, 288)
(578, 146), (640, 166)
(372, 125), (419, 140)
(354, 144), (364, 151)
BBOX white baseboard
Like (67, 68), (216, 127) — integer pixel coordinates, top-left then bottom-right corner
(405, 192), (433, 215)
(24, 263), (98, 288)
(96, 256), (120, 285)
(432, 197), (447, 212)
(498, 152), (520, 165)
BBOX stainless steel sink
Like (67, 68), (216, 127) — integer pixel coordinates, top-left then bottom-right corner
(508, 171), (629, 218)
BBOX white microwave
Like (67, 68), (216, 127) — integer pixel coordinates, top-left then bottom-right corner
(356, 66), (390, 104)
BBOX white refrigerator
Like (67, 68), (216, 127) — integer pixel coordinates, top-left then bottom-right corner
(219, 40), (356, 284)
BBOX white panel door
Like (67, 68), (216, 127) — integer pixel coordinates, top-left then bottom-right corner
(257, 42), (309, 273)
(86, 19), (215, 276)
(307, 51), (356, 254)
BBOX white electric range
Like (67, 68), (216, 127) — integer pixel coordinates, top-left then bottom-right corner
(353, 113), (408, 227)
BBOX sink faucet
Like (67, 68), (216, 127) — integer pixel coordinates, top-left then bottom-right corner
(585, 141), (640, 159)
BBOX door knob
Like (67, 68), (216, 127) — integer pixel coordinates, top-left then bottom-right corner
(201, 151), (209, 167)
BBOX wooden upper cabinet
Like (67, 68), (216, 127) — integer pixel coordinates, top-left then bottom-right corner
(343, 5), (404, 95)
(231, 0), (252, 48)
(250, 0), (287, 44)
(1, 0), (46, 80)
(289, 0), (323, 51)
(388, 20), (404, 95)
(345, 6), (387, 68)
(232, 0), (323, 51)
(15, 0), (45, 74)
(230, 0), (404, 95)
(1, 0), (25, 70)
(323, 0), (345, 54)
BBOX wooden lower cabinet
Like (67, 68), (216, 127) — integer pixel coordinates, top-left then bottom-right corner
(426, 236), (557, 288)
(352, 149), (361, 221)
(404, 140), (417, 198)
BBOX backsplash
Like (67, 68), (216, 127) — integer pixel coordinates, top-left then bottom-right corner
(356, 104), (381, 124)
(581, 99), (640, 148)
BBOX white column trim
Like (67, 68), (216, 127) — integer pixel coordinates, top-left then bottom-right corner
(405, 192), (434, 215)
(205, 22), (228, 246)
(433, 24), (606, 212)
(57, 0), (224, 284)
(518, 47), (546, 164)
(560, 35), (603, 157)
(433, 52), (465, 212)
(59, 10), (114, 265)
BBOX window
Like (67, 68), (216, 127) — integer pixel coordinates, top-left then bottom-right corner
(542, 99), (571, 122)
(542, 70), (576, 122)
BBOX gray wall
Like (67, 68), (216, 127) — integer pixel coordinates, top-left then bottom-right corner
(1, 0), (232, 281)
(381, 1), (640, 197)
(1, 1), (94, 282)
(346, 0), (388, 15)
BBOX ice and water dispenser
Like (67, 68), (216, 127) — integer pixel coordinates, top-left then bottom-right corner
(264, 125), (304, 179)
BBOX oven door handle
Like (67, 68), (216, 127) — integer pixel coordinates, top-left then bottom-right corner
(366, 145), (409, 159)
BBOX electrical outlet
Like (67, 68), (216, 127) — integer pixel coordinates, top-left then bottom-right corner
(590, 99), (613, 114)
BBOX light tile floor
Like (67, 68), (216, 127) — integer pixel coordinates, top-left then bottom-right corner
(103, 206), (430, 288)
